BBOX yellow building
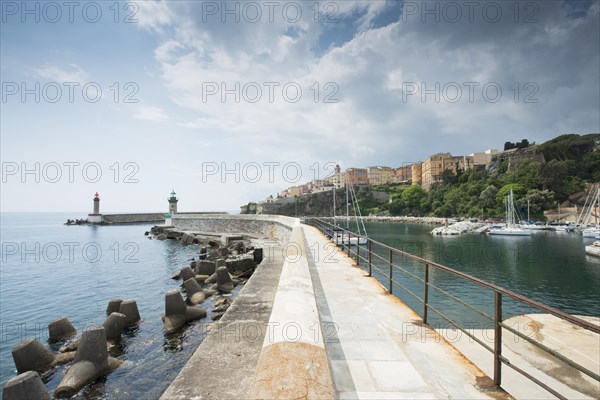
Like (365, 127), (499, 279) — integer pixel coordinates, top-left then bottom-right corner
(442, 155), (474, 175)
(328, 172), (346, 189)
(411, 163), (422, 186)
(367, 166), (394, 186)
(286, 186), (302, 197)
(394, 165), (413, 184)
(421, 153), (451, 190)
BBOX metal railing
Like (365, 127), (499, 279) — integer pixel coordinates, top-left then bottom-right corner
(305, 217), (599, 399)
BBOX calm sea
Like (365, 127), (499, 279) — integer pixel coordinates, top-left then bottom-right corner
(353, 221), (600, 327)
(1, 214), (599, 397)
(0, 212), (240, 399)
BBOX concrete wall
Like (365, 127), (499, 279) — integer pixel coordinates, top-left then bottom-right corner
(172, 214), (296, 241)
(102, 213), (165, 224)
(245, 224), (334, 399)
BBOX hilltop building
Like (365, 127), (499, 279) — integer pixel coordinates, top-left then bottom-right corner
(393, 165), (413, 184)
(411, 163), (423, 185)
(367, 166), (394, 186)
(421, 153), (452, 190)
(346, 168), (369, 186)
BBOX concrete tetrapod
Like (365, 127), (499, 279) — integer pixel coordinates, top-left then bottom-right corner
(196, 260), (216, 275)
(11, 339), (56, 374)
(54, 327), (122, 398)
(48, 317), (77, 343)
(183, 278), (207, 305)
(215, 266), (234, 293)
(106, 299), (123, 315)
(2, 371), (50, 400)
(179, 267), (195, 282)
(11, 339), (75, 374)
(118, 300), (141, 327)
(102, 312), (127, 343)
(162, 289), (206, 334)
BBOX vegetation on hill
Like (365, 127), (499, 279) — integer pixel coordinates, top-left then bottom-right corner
(256, 134), (600, 219)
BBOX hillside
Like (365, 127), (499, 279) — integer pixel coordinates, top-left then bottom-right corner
(244, 134), (600, 220)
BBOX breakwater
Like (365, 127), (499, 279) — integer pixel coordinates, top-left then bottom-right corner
(172, 214), (297, 240)
(0, 213), (294, 398)
(316, 215), (448, 224)
(103, 213), (165, 224)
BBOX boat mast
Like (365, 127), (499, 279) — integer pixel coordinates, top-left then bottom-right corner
(333, 187), (337, 229)
(345, 179), (349, 230)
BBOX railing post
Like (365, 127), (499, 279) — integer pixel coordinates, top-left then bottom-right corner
(368, 239), (372, 277)
(423, 263), (429, 324)
(494, 292), (502, 387)
(356, 241), (360, 266)
(389, 249), (393, 294)
(347, 232), (351, 256)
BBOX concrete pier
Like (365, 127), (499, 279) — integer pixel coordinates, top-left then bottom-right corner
(160, 216), (597, 399)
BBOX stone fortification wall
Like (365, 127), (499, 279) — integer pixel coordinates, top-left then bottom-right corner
(102, 213), (165, 224)
(171, 214), (296, 241)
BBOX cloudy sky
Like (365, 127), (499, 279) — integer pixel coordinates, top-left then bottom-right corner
(1, 0), (599, 213)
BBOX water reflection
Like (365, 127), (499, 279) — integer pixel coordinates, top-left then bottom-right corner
(348, 221), (600, 327)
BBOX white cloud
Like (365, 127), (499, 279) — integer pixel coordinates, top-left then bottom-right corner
(135, 0), (174, 31)
(30, 63), (88, 83)
(133, 106), (170, 122)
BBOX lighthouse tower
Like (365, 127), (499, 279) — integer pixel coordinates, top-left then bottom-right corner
(164, 190), (178, 226)
(88, 192), (103, 223)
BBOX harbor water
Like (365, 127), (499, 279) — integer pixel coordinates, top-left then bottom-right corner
(1, 214), (599, 397)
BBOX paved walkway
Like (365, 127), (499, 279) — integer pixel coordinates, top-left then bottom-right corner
(302, 225), (507, 399)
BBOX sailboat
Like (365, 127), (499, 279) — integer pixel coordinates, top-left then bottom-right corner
(519, 199), (548, 231)
(489, 189), (531, 236)
(578, 184), (600, 238)
(331, 179), (368, 246)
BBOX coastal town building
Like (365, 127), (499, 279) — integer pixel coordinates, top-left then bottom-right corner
(393, 164), (413, 184)
(421, 153), (451, 190)
(411, 163), (423, 185)
(367, 166), (394, 186)
(443, 155), (475, 175)
(345, 167), (369, 186)
(327, 165), (346, 189)
(470, 149), (498, 166)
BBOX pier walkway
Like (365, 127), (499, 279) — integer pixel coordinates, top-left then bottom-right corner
(162, 218), (598, 399)
(302, 225), (503, 399)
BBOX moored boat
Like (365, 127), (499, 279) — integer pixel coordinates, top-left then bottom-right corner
(585, 241), (600, 257)
(489, 189), (531, 237)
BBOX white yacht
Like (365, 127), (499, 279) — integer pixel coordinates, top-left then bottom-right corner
(489, 189), (531, 236)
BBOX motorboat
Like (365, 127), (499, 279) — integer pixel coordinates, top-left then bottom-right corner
(585, 241), (600, 257)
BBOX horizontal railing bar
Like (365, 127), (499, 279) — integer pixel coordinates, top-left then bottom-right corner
(370, 265), (390, 280)
(390, 277), (423, 303)
(309, 218), (599, 334)
(427, 304), (496, 355)
(427, 282), (494, 322)
(368, 252), (425, 282)
(307, 217), (597, 398)
(500, 359), (567, 400)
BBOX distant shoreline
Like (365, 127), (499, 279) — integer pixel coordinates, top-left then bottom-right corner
(307, 215), (447, 225)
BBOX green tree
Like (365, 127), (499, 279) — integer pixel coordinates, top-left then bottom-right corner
(521, 189), (555, 220)
(480, 185), (498, 208)
(497, 183), (526, 204)
(402, 185), (428, 215)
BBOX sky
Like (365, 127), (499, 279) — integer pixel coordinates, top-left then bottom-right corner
(1, 0), (599, 213)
